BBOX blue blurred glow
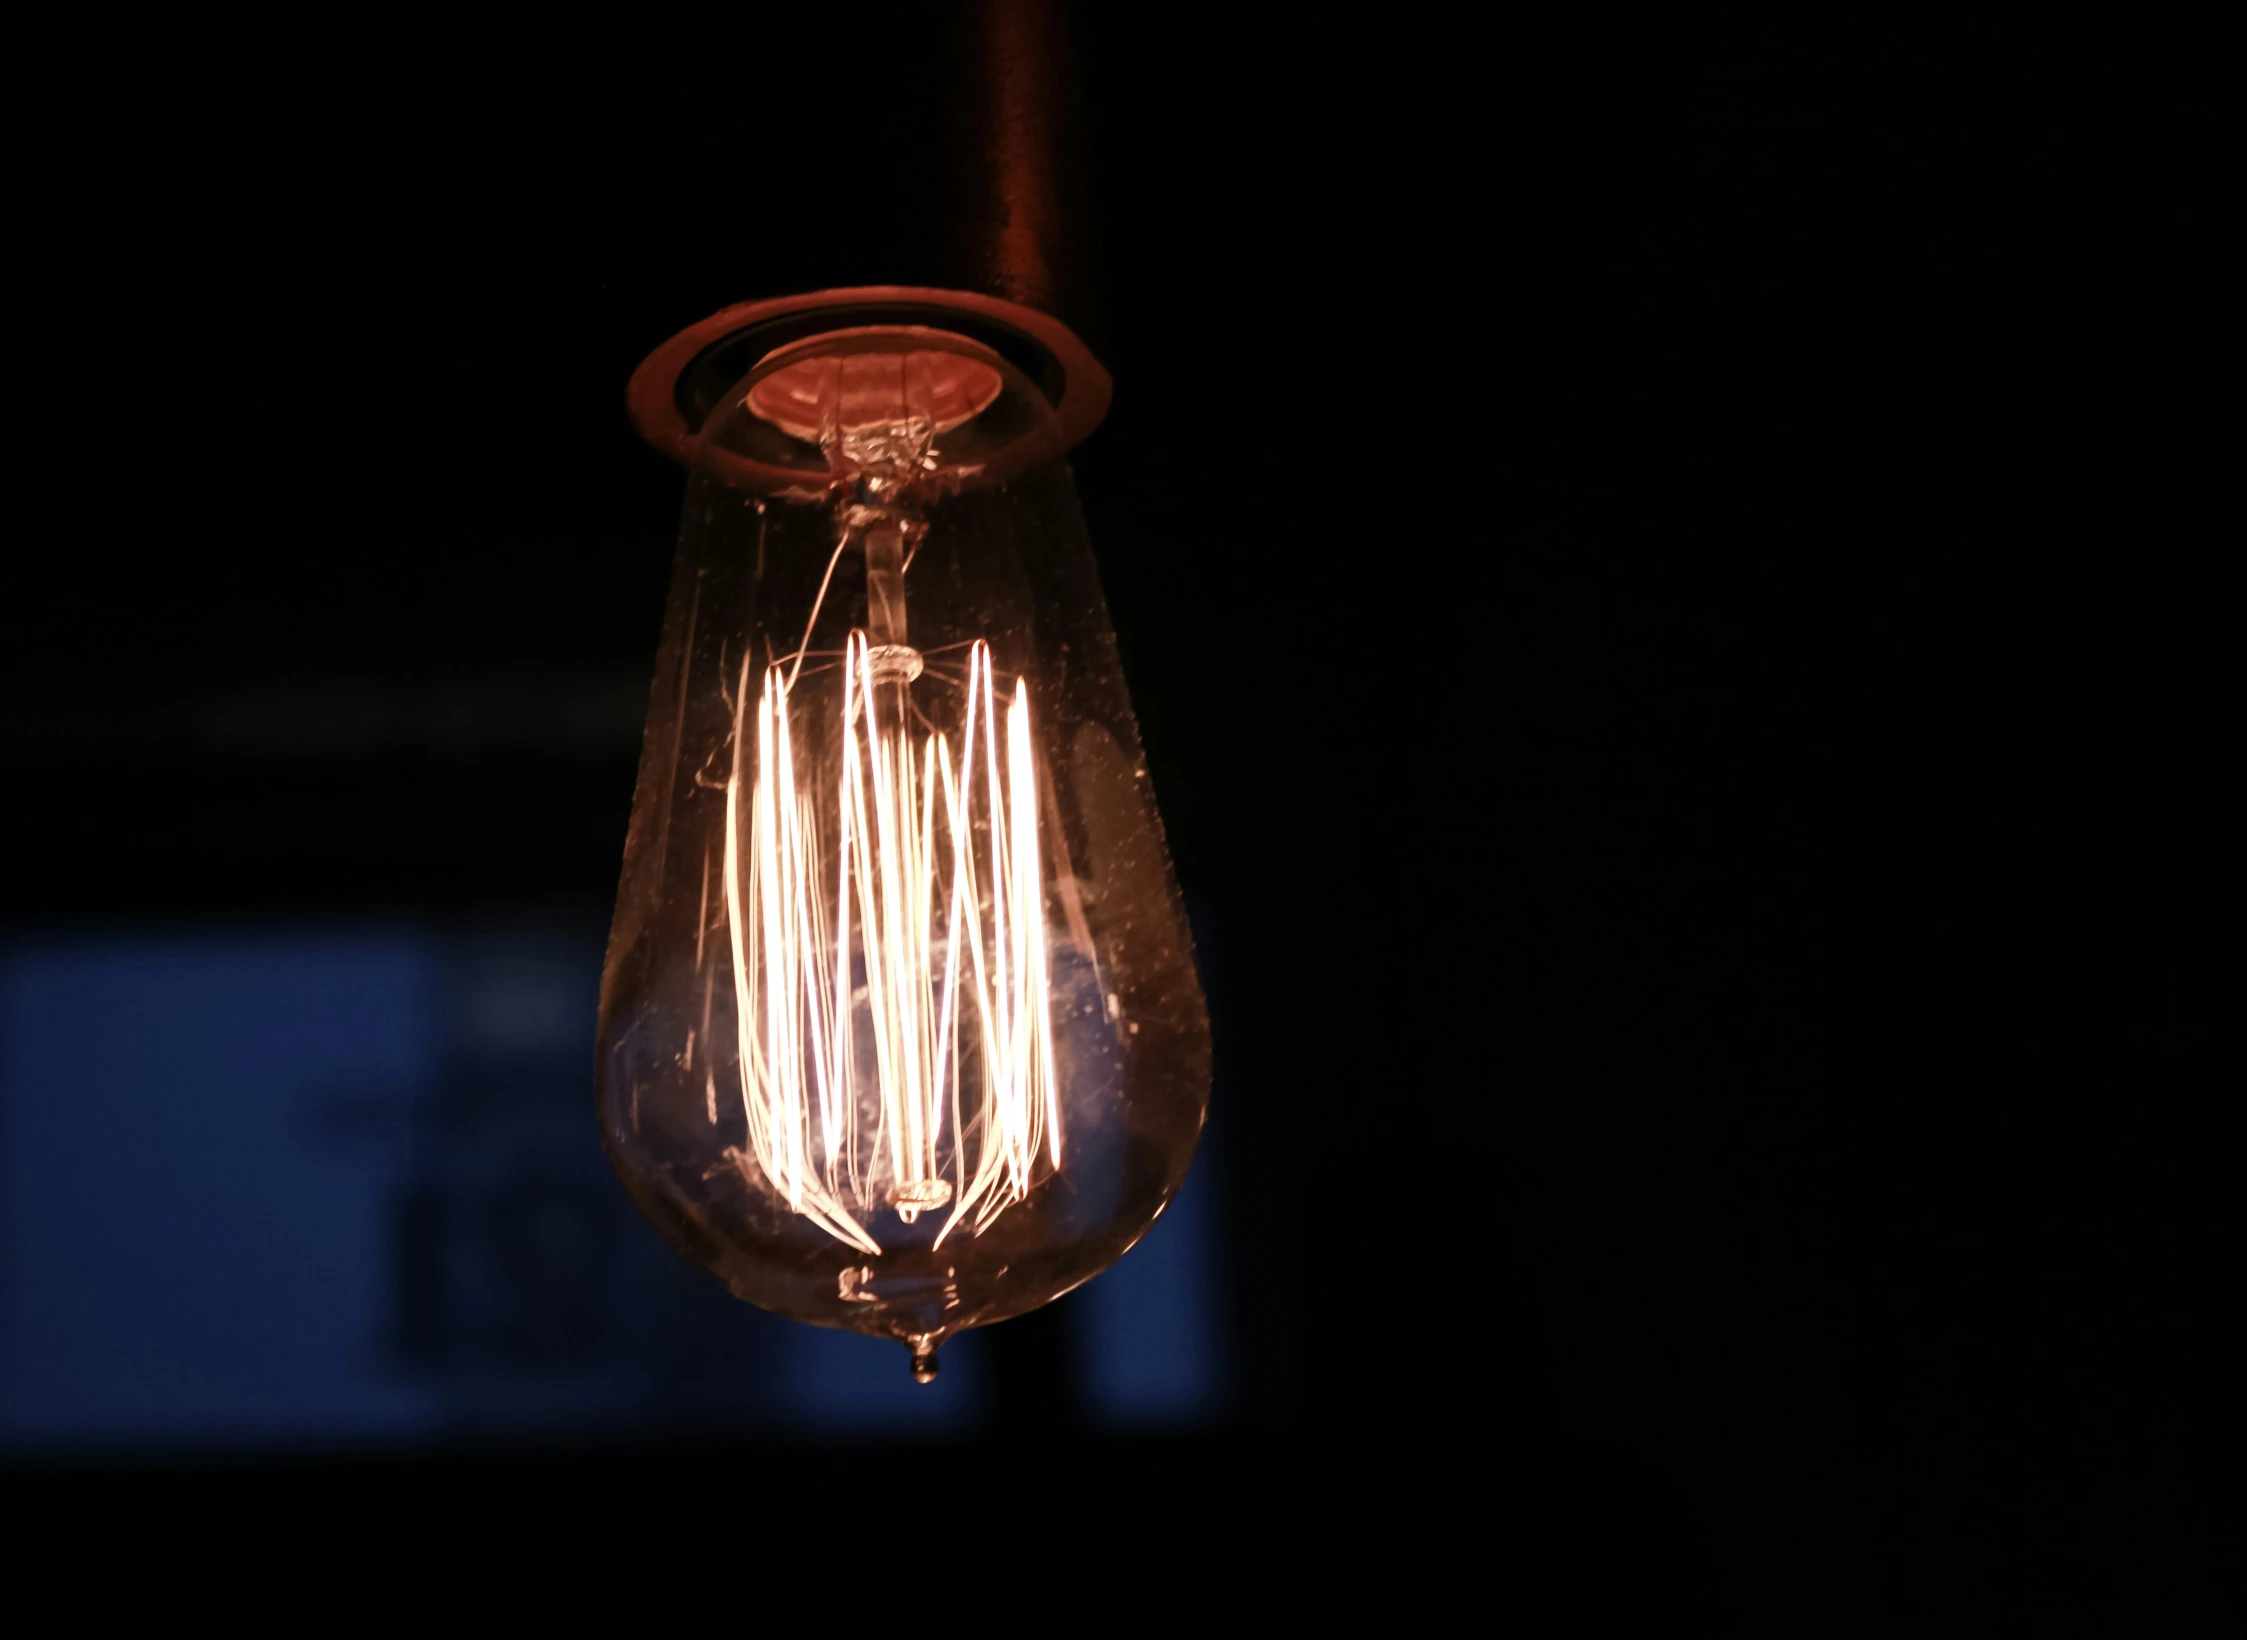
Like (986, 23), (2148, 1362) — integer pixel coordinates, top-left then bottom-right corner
(1068, 1135), (1225, 1428)
(1, 936), (442, 1444)
(0, 927), (1220, 1450)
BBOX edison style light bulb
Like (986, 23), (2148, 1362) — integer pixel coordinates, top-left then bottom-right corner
(598, 321), (1210, 1380)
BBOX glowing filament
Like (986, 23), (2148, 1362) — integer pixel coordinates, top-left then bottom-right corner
(723, 634), (1057, 1251)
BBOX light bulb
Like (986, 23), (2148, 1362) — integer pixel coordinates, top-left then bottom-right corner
(599, 316), (1210, 1380)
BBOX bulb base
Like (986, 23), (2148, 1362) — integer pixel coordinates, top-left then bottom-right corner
(627, 286), (1112, 473)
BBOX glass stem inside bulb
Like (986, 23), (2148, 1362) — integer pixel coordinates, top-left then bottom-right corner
(862, 516), (910, 651)
(843, 504), (927, 690)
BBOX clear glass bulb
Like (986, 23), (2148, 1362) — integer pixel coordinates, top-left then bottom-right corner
(598, 326), (1210, 1380)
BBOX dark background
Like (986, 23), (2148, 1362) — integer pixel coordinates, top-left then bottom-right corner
(4, 8), (2236, 1626)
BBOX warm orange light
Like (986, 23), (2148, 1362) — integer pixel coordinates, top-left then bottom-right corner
(719, 631), (1058, 1255)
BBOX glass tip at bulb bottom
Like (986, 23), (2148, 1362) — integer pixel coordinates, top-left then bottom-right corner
(909, 1339), (941, 1385)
